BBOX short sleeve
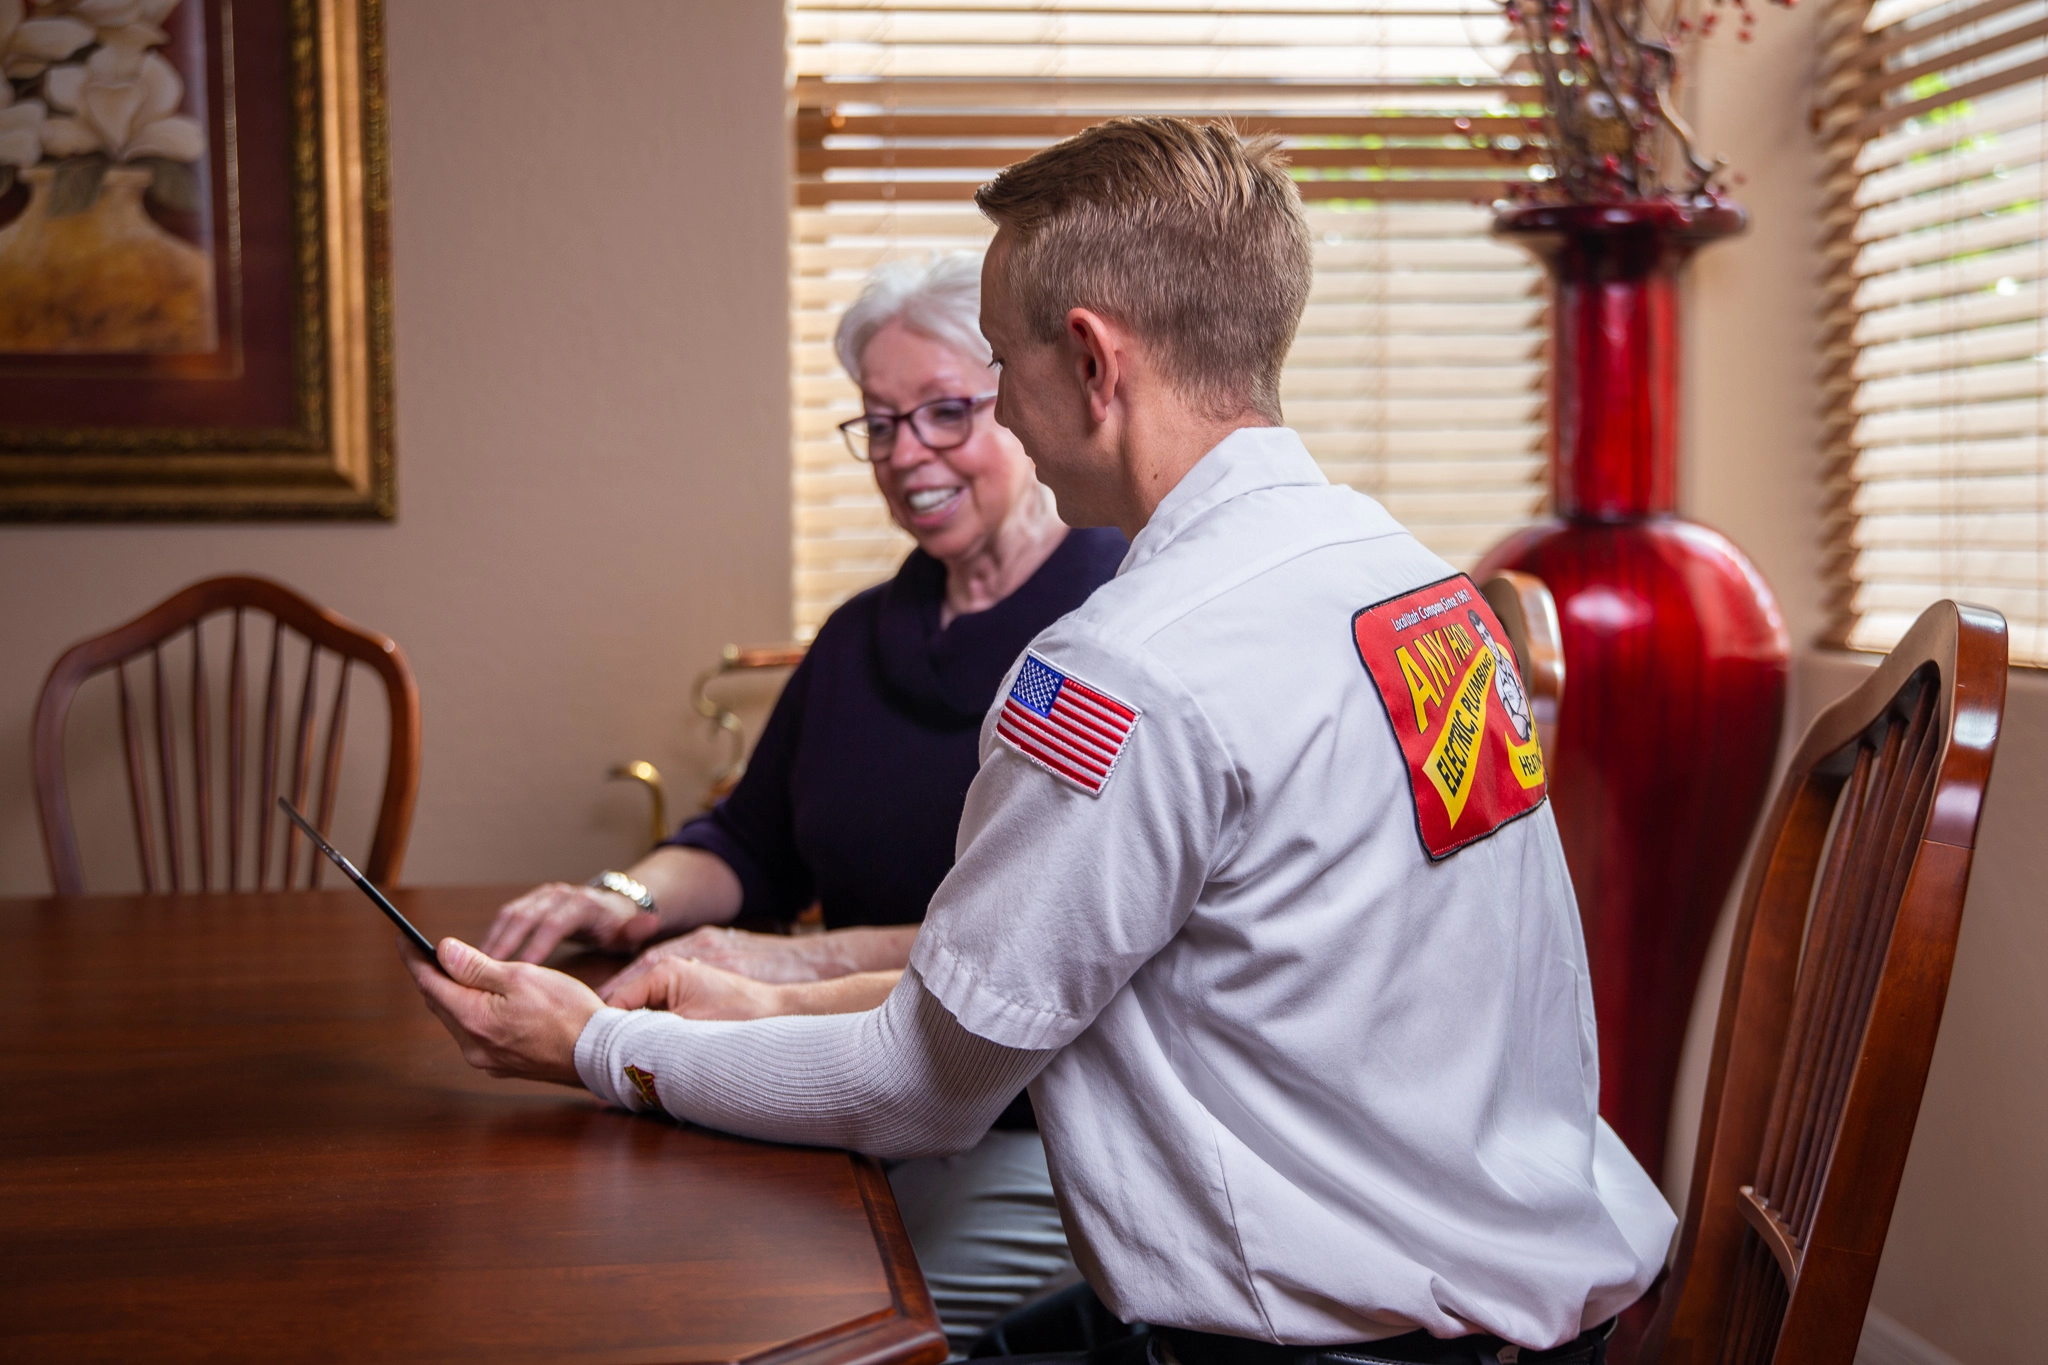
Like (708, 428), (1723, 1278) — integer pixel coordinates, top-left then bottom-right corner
(908, 623), (1240, 1051)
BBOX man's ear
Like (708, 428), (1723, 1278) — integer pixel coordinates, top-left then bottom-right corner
(1066, 307), (1121, 425)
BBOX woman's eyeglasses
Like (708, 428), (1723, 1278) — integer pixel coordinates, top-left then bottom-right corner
(838, 393), (997, 463)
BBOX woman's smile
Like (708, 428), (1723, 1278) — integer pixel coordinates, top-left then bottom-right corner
(903, 485), (965, 523)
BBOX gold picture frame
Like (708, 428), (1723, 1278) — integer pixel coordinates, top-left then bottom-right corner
(0, 0), (393, 520)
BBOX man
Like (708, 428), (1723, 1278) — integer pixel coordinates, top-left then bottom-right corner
(409, 118), (1673, 1362)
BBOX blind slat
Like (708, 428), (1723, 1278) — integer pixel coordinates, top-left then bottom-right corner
(1852, 277), (2048, 342)
(1854, 315), (2048, 376)
(1853, 160), (2043, 241)
(1854, 75), (2048, 170)
(1853, 356), (2048, 410)
(1854, 239), (2048, 308)
(1854, 121), (2046, 206)
(1854, 395), (2048, 442)
(1851, 433), (2048, 473)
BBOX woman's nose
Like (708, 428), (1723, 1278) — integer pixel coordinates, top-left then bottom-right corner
(887, 426), (939, 468)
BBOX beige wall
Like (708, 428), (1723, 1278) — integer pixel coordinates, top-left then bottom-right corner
(0, 0), (793, 897)
(1679, 13), (2048, 1360)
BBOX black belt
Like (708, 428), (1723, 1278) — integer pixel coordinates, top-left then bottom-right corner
(1154, 1318), (1612, 1365)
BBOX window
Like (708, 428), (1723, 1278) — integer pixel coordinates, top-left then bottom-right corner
(789, 0), (1550, 637)
(1818, 0), (2048, 663)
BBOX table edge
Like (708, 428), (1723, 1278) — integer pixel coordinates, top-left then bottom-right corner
(738, 1156), (946, 1365)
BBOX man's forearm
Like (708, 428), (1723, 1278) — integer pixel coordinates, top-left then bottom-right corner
(575, 970), (1046, 1158)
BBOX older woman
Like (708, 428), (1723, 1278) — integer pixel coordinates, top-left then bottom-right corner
(481, 252), (1124, 1353)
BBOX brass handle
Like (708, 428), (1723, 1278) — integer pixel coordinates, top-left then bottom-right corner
(690, 643), (808, 804)
(606, 761), (668, 851)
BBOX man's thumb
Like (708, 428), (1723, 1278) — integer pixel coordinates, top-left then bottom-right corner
(438, 936), (511, 992)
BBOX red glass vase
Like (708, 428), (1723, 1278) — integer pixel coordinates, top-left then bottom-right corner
(1478, 200), (1790, 1180)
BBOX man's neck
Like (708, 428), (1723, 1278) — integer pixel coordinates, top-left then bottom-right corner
(1113, 407), (1277, 542)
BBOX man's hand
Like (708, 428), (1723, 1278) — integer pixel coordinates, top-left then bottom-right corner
(406, 936), (605, 1085)
(626, 926), (845, 983)
(600, 955), (785, 1019)
(480, 882), (655, 964)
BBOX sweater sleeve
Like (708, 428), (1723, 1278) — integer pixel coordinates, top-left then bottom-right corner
(573, 969), (1050, 1159)
(663, 653), (817, 924)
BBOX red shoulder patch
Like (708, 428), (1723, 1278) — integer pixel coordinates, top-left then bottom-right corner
(1353, 573), (1547, 860)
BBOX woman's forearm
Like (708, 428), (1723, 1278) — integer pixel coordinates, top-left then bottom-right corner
(806, 925), (921, 975)
(769, 969), (905, 1016)
(628, 846), (744, 939)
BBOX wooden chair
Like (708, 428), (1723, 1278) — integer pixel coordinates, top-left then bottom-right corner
(33, 575), (421, 895)
(1640, 599), (2006, 1365)
(1482, 569), (1565, 759)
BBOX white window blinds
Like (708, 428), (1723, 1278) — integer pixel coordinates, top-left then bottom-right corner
(790, 1), (1550, 637)
(1818, 0), (2048, 663)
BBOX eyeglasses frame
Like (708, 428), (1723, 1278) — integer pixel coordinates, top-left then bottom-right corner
(838, 392), (999, 464)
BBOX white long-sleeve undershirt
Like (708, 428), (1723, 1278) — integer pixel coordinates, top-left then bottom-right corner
(574, 968), (1051, 1158)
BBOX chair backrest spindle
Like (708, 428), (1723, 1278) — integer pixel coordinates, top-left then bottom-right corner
(32, 576), (420, 897)
(284, 644), (322, 888)
(150, 646), (184, 892)
(227, 608), (247, 892)
(256, 619), (285, 889)
(312, 662), (354, 890)
(116, 663), (157, 894)
(191, 621), (214, 891)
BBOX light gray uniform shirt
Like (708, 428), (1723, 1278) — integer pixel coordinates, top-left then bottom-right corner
(579, 426), (1674, 1348)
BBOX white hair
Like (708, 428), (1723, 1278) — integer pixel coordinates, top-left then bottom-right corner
(833, 251), (992, 388)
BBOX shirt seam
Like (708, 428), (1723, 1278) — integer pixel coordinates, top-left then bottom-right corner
(1049, 621), (1250, 868)
(1124, 517), (1409, 644)
(1211, 1116), (1282, 1343)
(1123, 473), (1329, 575)
(916, 927), (1089, 1042)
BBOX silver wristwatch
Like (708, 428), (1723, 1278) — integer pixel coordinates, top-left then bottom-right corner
(588, 870), (657, 915)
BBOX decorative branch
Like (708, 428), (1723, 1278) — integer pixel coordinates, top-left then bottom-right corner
(1502, 0), (1791, 203)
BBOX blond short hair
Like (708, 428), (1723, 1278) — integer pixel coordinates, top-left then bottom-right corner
(974, 117), (1313, 421)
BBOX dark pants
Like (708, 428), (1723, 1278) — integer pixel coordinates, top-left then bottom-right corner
(969, 1283), (1610, 1365)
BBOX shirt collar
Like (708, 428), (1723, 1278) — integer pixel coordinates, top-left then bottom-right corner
(1117, 426), (1328, 577)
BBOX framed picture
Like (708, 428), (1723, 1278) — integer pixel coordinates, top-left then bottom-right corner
(0, 0), (392, 519)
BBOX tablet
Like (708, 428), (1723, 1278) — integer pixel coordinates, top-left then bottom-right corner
(277, 797), (446, 973)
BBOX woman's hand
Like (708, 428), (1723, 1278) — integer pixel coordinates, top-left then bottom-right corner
(599, 956), (786, 1019)
(480, 882), (657, 964)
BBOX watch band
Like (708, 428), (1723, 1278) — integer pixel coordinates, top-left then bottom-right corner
(588, 870), (657, 915)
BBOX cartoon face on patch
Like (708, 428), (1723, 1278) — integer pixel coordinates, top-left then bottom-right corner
(1468, 607), (1533, 744)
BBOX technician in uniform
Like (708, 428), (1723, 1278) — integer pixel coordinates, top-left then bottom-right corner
(407, 117), (1675, 1363)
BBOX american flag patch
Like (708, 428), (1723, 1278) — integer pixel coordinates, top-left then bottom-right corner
(997, 654), (1140, 796)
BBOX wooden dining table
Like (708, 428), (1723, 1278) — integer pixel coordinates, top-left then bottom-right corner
(0, 885), (945, 1365)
